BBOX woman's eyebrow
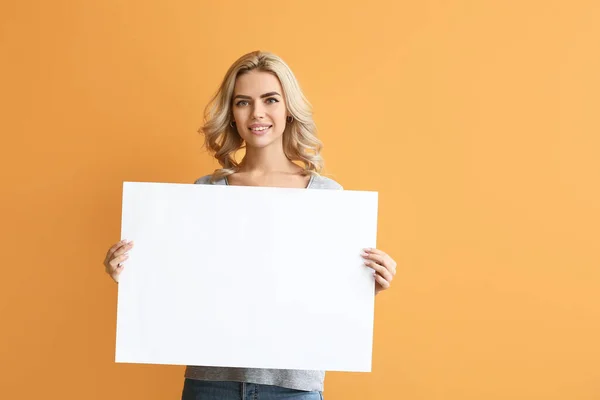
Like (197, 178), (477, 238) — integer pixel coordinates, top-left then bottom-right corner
(233, 92), (281, 100)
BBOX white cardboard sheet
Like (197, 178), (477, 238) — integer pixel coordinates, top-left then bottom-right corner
(116, 181), (378, 372)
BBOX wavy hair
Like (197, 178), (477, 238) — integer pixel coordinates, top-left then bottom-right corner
(198, 50), (324, 182)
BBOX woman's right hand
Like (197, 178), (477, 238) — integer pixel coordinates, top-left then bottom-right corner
(104, 239), (134, 283)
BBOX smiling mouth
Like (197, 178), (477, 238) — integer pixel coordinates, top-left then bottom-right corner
(249, 125), (272, 134)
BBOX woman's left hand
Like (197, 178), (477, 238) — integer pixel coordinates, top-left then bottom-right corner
(361, 248), (397, 295)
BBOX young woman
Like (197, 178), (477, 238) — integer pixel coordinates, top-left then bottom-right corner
(103, 51), (397, 400)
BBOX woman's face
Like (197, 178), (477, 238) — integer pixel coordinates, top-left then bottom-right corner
(231, 70), (288, 149)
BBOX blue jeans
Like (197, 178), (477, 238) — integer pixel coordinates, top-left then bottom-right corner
(181, 379), (324, 400)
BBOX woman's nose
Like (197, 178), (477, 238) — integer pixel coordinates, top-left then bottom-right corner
(252, 103), (266, 118)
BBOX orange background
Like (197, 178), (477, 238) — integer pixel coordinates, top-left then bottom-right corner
(1, 1), (599, 399)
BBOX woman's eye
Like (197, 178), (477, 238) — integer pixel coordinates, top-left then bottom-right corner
(235, 98), (278, 107)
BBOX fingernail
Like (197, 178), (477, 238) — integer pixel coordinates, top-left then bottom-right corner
(361, 252), (368, 256)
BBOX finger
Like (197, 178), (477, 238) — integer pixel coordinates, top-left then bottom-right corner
(362, 252), (396, 275)
(110, 263), (125, 283)
(364, 260), (393, 283)
(361, 252), (386, 265)
(106, 240), (134, 263)
(107, 240), (127, 257)
(375, 273), (391, 289)
(363, 248), (387, 257)
(113, 241), (134, 258)
(106, 240), (127, 261)
(107, 253), (129, 272)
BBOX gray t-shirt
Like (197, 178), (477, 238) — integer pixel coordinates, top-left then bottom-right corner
(184, 173), (343, 392)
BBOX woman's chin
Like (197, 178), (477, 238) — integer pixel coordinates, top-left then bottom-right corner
(242, 133), (282, 149)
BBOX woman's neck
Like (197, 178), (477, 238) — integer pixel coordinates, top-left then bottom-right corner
(239, 144), (299, 175)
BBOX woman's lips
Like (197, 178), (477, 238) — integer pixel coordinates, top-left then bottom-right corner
(249, 125), (272, 135)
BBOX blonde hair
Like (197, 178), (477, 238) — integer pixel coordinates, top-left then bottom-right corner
(198, 50), (324, 182)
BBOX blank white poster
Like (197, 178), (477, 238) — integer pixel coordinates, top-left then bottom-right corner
(116, 181), (378, 372)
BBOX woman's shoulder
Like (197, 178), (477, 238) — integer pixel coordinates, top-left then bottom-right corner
(193, 174), (227, 185)
(310, 174), (344, 190)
